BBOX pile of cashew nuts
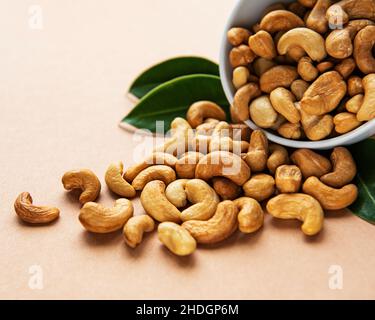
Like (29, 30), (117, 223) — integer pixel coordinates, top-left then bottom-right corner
(228, 0), (375, 141)
(14, 99), (359, 257)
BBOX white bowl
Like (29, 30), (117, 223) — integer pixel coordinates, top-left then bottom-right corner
(219, 0), (375, 150)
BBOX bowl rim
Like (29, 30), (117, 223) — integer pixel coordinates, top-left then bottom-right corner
(219, 0), (375, 150)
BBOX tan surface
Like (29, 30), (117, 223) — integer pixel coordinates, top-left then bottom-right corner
(0, 0), (374, 300)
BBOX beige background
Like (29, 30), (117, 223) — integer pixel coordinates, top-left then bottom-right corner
(0, 0), (374, 300)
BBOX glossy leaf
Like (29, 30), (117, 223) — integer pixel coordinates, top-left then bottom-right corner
(128, 57), (219, 99)
(122, 74), (229, 132)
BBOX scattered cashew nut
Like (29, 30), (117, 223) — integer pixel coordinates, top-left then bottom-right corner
(187, 101), (226, 129)
(234, 197), (264, 234)
(243, 174), (276, 202)
(132, 165), (176, 191)
(105, 162), (136, 198)
(123, 215), (155, 248)
(291, 149), (332, 179)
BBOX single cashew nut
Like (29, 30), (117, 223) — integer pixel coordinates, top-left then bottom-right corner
(62, 169), (101, 205)
(175, 152), (204, 179)
(270, 88), (300, 124)
(260, 65), (298, 93)
(79, 199), (133, 233)
(298, 57), (319, 82)
(182, 201), (239, 244)
(357, 74), (375, 121)
(260, 10), (305, 33)
(291, 149), (332, 178)
(14, 192), (60, 224)
(124, 152), (178, 182)
(165, 179), (190, 208)
(316, 61), (334, 73)
(277, 122), (303, 140)
(306, 0), (332, 34)
(105, 162), (136, 198)
(195, 118), (220, 136)
(253, 57), (277, 77)
(227, 27), (252, 46)
(335, 58), (356, 79)
(233, 83), (262, 122)
(301, 71), (347, 116)
(229, 45), (257, 68)
(232, 66), (251, 89)
(348, 76), (364, 97)
(132, 165), (176, 191)
(267, 144), (290, 174)
(278, 28), (327, 61)
(334, 112), (363, 134)
(187, 101), (226, 129)
(298, 0), (318, 8)
(249, 96), (279, 128)
(267, 194), (324, 236)
(140, 180), (181, 223)
(326, 19), (374, 59)
(243, 173), (275, 202)
(303, 177), (358, 210)
(320, 147), (357, 188)
(154, 117), (192, 156)
(275, 165), (303, 193)
(195, 151), (251, 186)
(123, 215), (155, 248)
(248, 31), (277, 59)
(326, 0), (375, 28)
(346, 94), (364, 114)
(212, 177), (242, 200)
(158, 222), (196, 256)
(245, 130), (269, 173)
(234, 197), (264, 234)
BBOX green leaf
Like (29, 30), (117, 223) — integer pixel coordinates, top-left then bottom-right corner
(349, 139), (375, 224)
(128, 57), (219, 99)
(122, 74), (229, 132)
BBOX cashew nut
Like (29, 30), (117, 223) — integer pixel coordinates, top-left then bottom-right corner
(229, 123), (252, 141)
(232, 83), (262, 121)
(175, 152), (204, 179)
(346, 94), (364, 114)
(158, 222), (197, 256)
(245, 130), (269, 173)
(267, 144), (290, 174)
(132, 165), (176, 191)
(275, 165), (303, 193)
(165, 179), (189, 208)
(195, 118), (219, 136)
(248, 31), (277, 60)
(316, 61), (334, 73)
(191, 134), (211, 154)
(303, 177), (358, 210)
(196, 151), (251, 186)
(62, 169), (101, 205)
(154, 117), (191, 156)
(298, 57), (319, 82)
(334, 112), (363, 134)
(334, 58), (356, 79)
(320, 147), (357, 188)
(259, 65), (298, 93)
(326, 19), (374, 59)
(212, 177), (242, 200)
(186, 101), (226, 129)
(243, 174), (276, 202)
(229, 45), (257, 68)
(253, 58), (277, 77)
(140, 180), (181, 223)
(306, 0), (332, 34)
(260, 10), (305, 33)
(277, 28), (327, 61)
(124, 152), (178, 182)
(79, 199), (133, 233)
(270, 88), (300, 124)
(14, 192), (60, 224)
(291, 149), (332, 178)
(105, 162), (136, 198)
(234, 197), (264, 234)
(301, 71), (347, 116)
(232, 66), (251, 89)
(291, 79), (309, 100)
(326, 0), (375, 27)
(227, 27), (252, 46)
(348, 76), (364, 97)
(267, 194), (324, 236)
(354, 25), (375, 75)
(182, 201), (238, 244)
(357, 74), (375, 121)
(277, 122), (303, 140)
(123, 215), (155, 248)
(249, 96), (279, 128)
(298, 0), (317, 8)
